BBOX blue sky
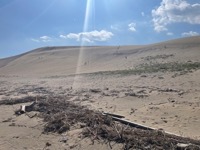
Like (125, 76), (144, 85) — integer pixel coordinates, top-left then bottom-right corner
(0, 0), (200, 58)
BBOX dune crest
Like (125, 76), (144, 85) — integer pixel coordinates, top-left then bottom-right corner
(0, 36), (200, 77)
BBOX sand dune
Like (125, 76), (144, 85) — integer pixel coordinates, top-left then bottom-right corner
(0, 36), (200, 149)
(0, 36), (199, 77)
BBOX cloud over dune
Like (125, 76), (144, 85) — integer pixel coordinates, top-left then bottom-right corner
(182, 31), (199, 37)
(31, 36), (52, 42)
(60, 30), (113, 43)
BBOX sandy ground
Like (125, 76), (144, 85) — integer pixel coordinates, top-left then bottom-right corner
(0, 36), (200, 149)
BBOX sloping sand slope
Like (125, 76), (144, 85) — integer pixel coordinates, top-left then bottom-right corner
(0, 36), (200, 77)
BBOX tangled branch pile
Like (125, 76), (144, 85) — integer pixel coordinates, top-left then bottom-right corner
(0, 96), (44, 105)
(8, 96), (200, 149)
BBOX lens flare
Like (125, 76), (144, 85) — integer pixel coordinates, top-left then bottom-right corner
(72, 0), (94, 88)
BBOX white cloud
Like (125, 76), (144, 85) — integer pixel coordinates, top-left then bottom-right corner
(152, 0), (200, 32)
(182, 31), (199, 36)
(31, 38), (40, 42)
(40, 36), (51, 42)
(167, 32), (174, 36)
(128, 23), (136, 32)
(59, 35), (67, 39)
(66, 33), (79, 40)
(82, 38), (93, 43)
(60, 30), (113, 43)
(31, 36), (52, 42)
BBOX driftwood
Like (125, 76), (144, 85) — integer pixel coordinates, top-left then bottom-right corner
(12, 96), (200, 149)
(177, 143), (191, 150)
(20, 105), (26, 113)
(176, 143), (200, 150)
(112, 116), (155, 130)
(103, 112), (125, 118)
(104, 113), (185, 137)
(104, 112), (183, 137)
(15, 99), (37, 115)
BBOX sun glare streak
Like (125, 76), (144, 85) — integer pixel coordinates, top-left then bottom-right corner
(72, 0), (93, 89)
(92, 0), (96, 30)
(83, 0), (92, 32)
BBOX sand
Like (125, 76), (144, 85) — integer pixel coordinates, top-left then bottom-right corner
(0, 36), (200, 149)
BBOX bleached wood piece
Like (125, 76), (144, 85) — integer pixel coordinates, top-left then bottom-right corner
(103, 112), (125, 118)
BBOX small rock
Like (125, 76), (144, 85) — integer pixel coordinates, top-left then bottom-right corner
(178, 91), (185, 96)
(125, 92), (136, 97)
(104, 87), (109, 90)
(45, 142), (51, 147)
(158, 76), (164, 79)
(163, 120), (168, 123)
(90, 89), (102, 93)
(141, 75), (147, 78)
(168, 98), (175, 103)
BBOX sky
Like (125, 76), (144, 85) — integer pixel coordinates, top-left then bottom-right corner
(0, 0), (200, 58)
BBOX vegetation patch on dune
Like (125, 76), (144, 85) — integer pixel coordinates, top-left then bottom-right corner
(143, 54), (174, 61)
(136, 61), (200, 73)
(85, 61), (200, 76)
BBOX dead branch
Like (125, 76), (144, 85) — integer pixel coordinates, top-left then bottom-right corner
(103, 112), (125, 118)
